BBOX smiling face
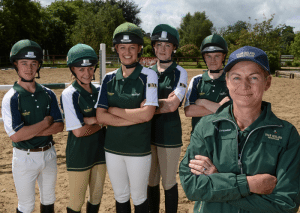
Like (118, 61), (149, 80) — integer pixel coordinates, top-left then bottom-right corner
(153, 42), (175, 61)
(14, 59), (39, 81)
(226, 61), (272, 109)
(72, 66), (94, 85)
(115, 43), (141, 65)
(204, 52), (225, 71)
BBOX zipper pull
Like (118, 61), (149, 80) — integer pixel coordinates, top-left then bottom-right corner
(238, 159), (243, 174)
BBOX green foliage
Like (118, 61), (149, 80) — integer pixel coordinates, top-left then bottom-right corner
(290, 33), (300, 58)
(0, 0), (44, 65)
(178, 11), (213, 48)
(219, 20), (249, 49)
(142, 45), (155, 57)
(292, 61), (300, 67)
(278, 25), (295, 54)
(89, 0), (141, 26)
(71, 3), (125, 53)
(196, 63), (202, 68)
(286, 61), (292, 66)
(265, 51), (280, 74)
(231, 15), (281, 53)
(179, 44), (200, 58)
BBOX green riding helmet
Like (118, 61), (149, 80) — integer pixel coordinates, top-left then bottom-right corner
(67, 44), (98, 84)
(200, 34), (228, 66)
(200, 34), (228, 54)
(113, 22), (144, 46)
(10, 39), (43, 81)
(67, 43), (98, 68)
(151, 24), (180, 49)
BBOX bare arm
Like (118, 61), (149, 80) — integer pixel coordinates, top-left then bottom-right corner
(184, 104), (213, 117)
(10, 116), (53, 142)
(155, 91), (181, 114)
(196, 96), (230, 113)
(96, 108), (138, 126)
(108, 105), (156, 123)
(72, 124), (103, 137)
(36, 122), (64, 136)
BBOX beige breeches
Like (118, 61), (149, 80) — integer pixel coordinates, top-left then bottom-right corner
(67, 164), (106, 211)
(148, 145), (181, 190)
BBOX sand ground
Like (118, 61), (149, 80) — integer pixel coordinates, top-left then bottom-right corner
(0, 68), (299, 212)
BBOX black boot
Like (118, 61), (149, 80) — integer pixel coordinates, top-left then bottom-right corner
(134, 199), (149, 213)
(116, 200), (131, 213)
(148, 185), (160, 213)
(66, 207), (81, 213)
(16, 208), (22, 213)
(86, 201), (100, 213)
(165, 183), (178, 213)
(40, 203), (54, 213)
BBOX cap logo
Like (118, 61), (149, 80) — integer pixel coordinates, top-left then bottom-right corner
(81, 59), (92, 66)
(236, 51), (255, 58)
(121, 35), (132, 43)
(159, 31), (168, 41)
(25, 52), (36, 58)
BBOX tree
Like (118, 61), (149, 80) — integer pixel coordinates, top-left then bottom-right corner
(178, 11), (213, 48)
(0, 0), (43, 65)
(290, 33), (300, 58)
(231, 15), (282, 73)
(71, 3), (126, 53)
(41, 0), (84, 55)
(219, 20), (249, 49)
(89, 0), (141, 26)
(278, 25), (295, 54)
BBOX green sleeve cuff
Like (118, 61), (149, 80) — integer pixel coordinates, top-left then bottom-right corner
(237, 174), (251, 198)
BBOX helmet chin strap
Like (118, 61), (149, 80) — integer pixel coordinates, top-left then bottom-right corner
(15, 63), (42, 82)
(70, 64), (98, 85)
(209, 68), (223, 73)
(121, 61), (139, 69)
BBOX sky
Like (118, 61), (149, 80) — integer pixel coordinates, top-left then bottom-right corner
(39, 0), (300, 34)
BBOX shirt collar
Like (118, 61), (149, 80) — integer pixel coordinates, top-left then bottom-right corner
(202, 70), (226, 82)
(72, 80), (98, 96)
(116, 63), (143, 80)
(152, 61), (177, 75)
(13, 82), (43, 95)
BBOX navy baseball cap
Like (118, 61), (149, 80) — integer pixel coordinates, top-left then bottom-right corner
(224, 46), (270, 74)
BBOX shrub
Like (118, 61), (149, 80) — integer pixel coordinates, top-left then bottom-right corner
(142, 45), (155, 57)
(178, 44), (200, 61)
(286, 61), (292, 67)
(265, 51), (280, 74)
(292, 61), (300, 67)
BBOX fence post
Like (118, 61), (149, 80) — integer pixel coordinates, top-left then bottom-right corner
(99, 43), (106, 84)
(52, 56), (55, 65)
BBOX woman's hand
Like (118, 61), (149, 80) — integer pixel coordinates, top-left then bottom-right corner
(189, 155), (218, 175)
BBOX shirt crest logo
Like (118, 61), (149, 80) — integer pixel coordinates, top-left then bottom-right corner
(22, 111), (31, 116)
(199, 92), (205, 96)
(107, 92), (114, 96)
(265, 133), (282, 141)
(25, 52), (36, 58)
(84, 108), (93, 113)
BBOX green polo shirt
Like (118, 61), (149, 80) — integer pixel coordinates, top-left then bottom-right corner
(185, 71), (229, 130)
(97, 64), (158, 156)
(2, 82), (63, 149)
(61, 81), (105, 171)
(150, 62), (187, 147)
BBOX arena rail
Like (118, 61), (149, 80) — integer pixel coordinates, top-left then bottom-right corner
(275, 70), (300, 79)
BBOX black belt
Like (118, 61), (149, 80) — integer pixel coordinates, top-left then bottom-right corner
(16, 141), (55, 152)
